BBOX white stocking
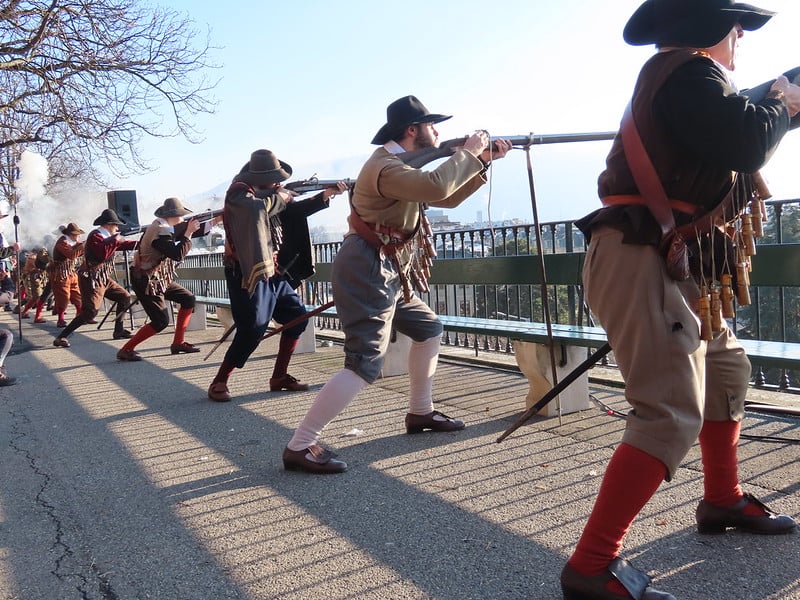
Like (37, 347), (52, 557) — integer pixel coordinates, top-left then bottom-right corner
(408, 334), (441, 415)
(288, 368), (368, 451)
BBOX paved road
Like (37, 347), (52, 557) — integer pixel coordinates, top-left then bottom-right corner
(1, 312), (798, 599)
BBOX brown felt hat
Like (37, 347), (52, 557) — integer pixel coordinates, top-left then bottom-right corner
(154, 197), (192, 218)
(624, 0), (774, 47)
(61, 222), (85, 235)
(236, 150), (292, 187)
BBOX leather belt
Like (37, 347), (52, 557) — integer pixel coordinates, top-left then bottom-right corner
(602, 194), (700, 216)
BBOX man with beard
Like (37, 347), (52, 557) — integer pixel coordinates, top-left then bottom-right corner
(282, 95), (512, 473)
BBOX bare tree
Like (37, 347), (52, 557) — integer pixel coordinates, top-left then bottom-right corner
(0, 0), (219, 205)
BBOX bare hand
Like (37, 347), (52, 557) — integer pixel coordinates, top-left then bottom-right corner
(323, 181), (350, 200)
(481, 138), (513, 162)
(276, 188), (296, 203)
(184, 218), (200, 237)
(462, 130), (490, 157)
(770, 75), (800, 117)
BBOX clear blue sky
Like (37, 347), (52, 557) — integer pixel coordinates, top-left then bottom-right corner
(98, 0), (800, 227)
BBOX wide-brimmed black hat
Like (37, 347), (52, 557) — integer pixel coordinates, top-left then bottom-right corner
(236, 149), (292, 188)
(93, 208), (125, 226)
(624, 0), (774, 48)
(371, 95), (452, 145)
(60, 222), (85, 235)
(154, 197), (192, 218)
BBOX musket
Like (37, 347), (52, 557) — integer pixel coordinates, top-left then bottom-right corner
(397, 131), (617, 169)
(741, 65), (800, 103)
(284, 177), (355, 196)
(119, 207), (224, 238)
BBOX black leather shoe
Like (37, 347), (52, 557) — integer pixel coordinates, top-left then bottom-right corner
(561, 558), (676, 600)
(405, 410), (465, 434)
(270, 373), (309, 391)
(116, 349), (142, 362)
(53, 337), (70, 348)
(170, 342), (200, 354)
(282, 445), (347, 474)
(696, 492), (797, 535)
(113, 329), (132, 339)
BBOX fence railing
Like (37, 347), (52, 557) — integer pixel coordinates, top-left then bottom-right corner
(177, 197), (800, 392)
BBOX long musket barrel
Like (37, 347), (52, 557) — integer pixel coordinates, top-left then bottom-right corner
(284, 178), (355, 195)
(397, 131), (617, 169)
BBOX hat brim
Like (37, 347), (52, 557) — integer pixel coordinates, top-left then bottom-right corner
(237, 160), (293, 187)
(62, 228), (85, 235)
(624, 1), (774, 47)
(154, 206), (193, 218)
(371, 114), (452, 145)
(93, 216), (125, 226)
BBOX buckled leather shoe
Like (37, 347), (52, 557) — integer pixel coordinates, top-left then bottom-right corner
(208, 382), (232, 402)
(0, 367), (18, 387)
(561, 558), (676, 600)
(405, 410), (465, 434)
(56, 320), (68, 328)
(170, 342), (200, 355)
(696, 492), (797, 535)
(116, 348), (142, 362)
(282, 445), (347, 474)
(113, 328), (132, 339)
(269, 374), (309, 392)
(53, 337), (70, 348)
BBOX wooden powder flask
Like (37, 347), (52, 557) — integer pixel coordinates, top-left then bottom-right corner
(710, 286), (723, 332)
(698, 286), (713, 341)
(740, 214), (757, 257)
(720, 273), (736, 318)
(736, 262), (751, 306)
(750, 197), (764, 238)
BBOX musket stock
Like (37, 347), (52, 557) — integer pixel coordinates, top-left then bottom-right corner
(397, 131), (617, 169)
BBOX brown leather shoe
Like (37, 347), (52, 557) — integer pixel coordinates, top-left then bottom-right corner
(696, 492), (797, 535)
(269, 373), (309, 392)
(170, 342), (200, 355)
(116, 348), (142, 362)
(561, 558), (676, 600)
(282, 445), (347, 474)
(53, 337), (70, 348)
(0, 366), (18, 387)
(208, 382), (232, 402)
(56, 320), (68, 328)
(405, 410), (465, 434)
(34, 317), (46, 323)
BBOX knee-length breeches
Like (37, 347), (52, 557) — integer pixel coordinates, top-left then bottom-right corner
(582, 227), (750, 478)
(222, 266), (307, 369)
(332, 235), (443, 384)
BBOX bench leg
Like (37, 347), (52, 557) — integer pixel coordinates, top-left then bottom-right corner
(513, 341), (591, 417)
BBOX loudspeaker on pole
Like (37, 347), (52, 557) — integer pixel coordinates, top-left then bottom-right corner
(107, 190), (140, 227)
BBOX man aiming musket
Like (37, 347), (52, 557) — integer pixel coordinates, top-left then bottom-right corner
(281, 95), (512, 474)
(115, 197), (216, 362)
(206, 149), (348, 402)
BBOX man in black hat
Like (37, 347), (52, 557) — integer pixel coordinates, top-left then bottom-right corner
(50, 222), (86, 328)
(116, 197), (204, 361)
(53, 208), (138, 348)
(206, 150), (348, 401)
(282, 95), (512, 474)
(564, 2), (800, 599)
